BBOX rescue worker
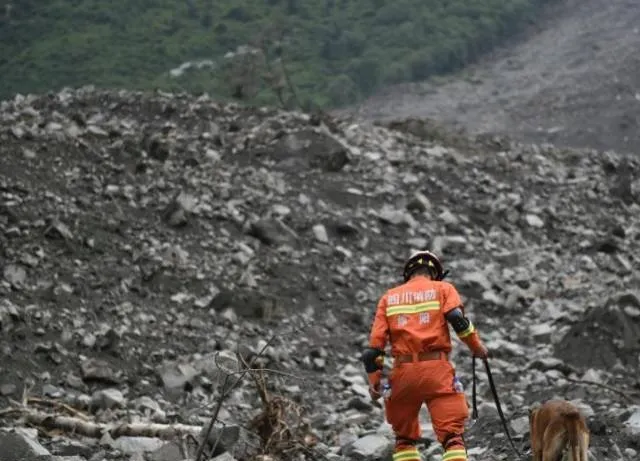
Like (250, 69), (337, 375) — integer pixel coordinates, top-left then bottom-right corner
(361, 250), (488, 461)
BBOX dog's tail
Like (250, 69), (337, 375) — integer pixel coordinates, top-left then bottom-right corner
(560, 408), (589, 461)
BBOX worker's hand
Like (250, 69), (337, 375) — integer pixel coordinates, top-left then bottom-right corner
(367, 371), (382, 401)
(473, 342), (489, 359)
(369, 383), (381, 401)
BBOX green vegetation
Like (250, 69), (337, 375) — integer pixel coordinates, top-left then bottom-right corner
(0, 0), (557, 108)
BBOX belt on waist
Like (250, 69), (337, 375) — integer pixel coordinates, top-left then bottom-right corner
(393, 351), (448, 363)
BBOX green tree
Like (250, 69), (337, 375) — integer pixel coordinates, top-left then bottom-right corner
(0, 0), (562, 108)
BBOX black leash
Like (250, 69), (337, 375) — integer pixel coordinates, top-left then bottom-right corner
(472, 356), (523, 458)
(471, 355), (478, 419)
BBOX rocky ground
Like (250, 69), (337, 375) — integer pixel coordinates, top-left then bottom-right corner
(1, 88), (640, 461)
(343, 0), (640, 157)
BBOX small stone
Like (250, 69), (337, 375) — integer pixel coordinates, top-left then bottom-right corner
(157, 361), (199, 392)
(439, 208), (459, 225)
(312, 357), (326, 370)
(80, 358), (120, 384)
(148, 442), (182, 461)
(406, 192), (432, 212)
(461, 271), (492, 291)
(211, 453), (238, 461)
(530, 323), (553, 342)
(525, 214), (544, 227)
(624, 448), (638, 458)
(510, 415), (530, 434)
(90, 388), (125, 410)
(313, 223), (329, 243)
(111, 436), (165, 454)
(272, 204), (291, 216)
(0, 383), (17, 396)
(3, 264), (26, 288)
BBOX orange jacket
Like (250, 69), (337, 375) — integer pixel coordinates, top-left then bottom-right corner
(368, 275), (482, 356)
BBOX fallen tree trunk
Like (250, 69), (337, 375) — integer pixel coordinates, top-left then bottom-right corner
(21, 410), (203, 439)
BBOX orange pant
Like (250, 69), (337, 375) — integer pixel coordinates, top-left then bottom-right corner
(384, 359), (469, 461)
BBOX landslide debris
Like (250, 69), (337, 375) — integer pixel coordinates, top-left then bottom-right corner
(1, 88), (640, 461)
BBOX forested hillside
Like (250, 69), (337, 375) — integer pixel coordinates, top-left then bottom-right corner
(1, 0), (558, 108)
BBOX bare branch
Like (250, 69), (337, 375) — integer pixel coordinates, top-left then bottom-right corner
(194, 331), (283, 461)
(563, 376), (640, 404)
(14, 409), (204, 439)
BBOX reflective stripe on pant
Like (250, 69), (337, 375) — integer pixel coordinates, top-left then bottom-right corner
(383, 359), (469, 453)
(392, 446), (422, 461)
(442, 447), (467, 461)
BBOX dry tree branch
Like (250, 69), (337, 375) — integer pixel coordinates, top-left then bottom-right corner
(0, 407), (22, 417)
(237, 350), (317, 458)
(194, 319), (315, 461)
(0, 403), (269, 459)
(194, 330), (286, 461)
(215, 364), (305, 382)
(1, 390), (203, 440)
(238, 352), (269, 407)
(24, 397), (91, 421)
(0, 392), (259, 461)
(2, 408), (204, 439)
(180, 367), (303, 423)
(564, 377), (640, 404)
(21, 381), (34, 407)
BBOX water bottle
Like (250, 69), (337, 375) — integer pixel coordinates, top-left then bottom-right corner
(453, 376), (464, 393)
(381, 377), (392, 400)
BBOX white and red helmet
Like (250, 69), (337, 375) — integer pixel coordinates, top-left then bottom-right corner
(403, 250), (445, 282)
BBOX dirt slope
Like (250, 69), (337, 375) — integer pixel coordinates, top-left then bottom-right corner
(344, 0), (640, 155)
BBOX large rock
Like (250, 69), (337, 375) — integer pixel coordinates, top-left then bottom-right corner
(0, 429), (51, 460)
(341, 433), (393, 460)
(624, 406), (640, 435)
(554, 292), (640, 370)
(238, 128), (350, 172)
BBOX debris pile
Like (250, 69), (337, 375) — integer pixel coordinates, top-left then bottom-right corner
(1, 88), (640, 460)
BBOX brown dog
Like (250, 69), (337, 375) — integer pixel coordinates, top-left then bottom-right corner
(529, 399), (590, 461)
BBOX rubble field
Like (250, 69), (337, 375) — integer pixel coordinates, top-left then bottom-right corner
(1, 88), (640, 461)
